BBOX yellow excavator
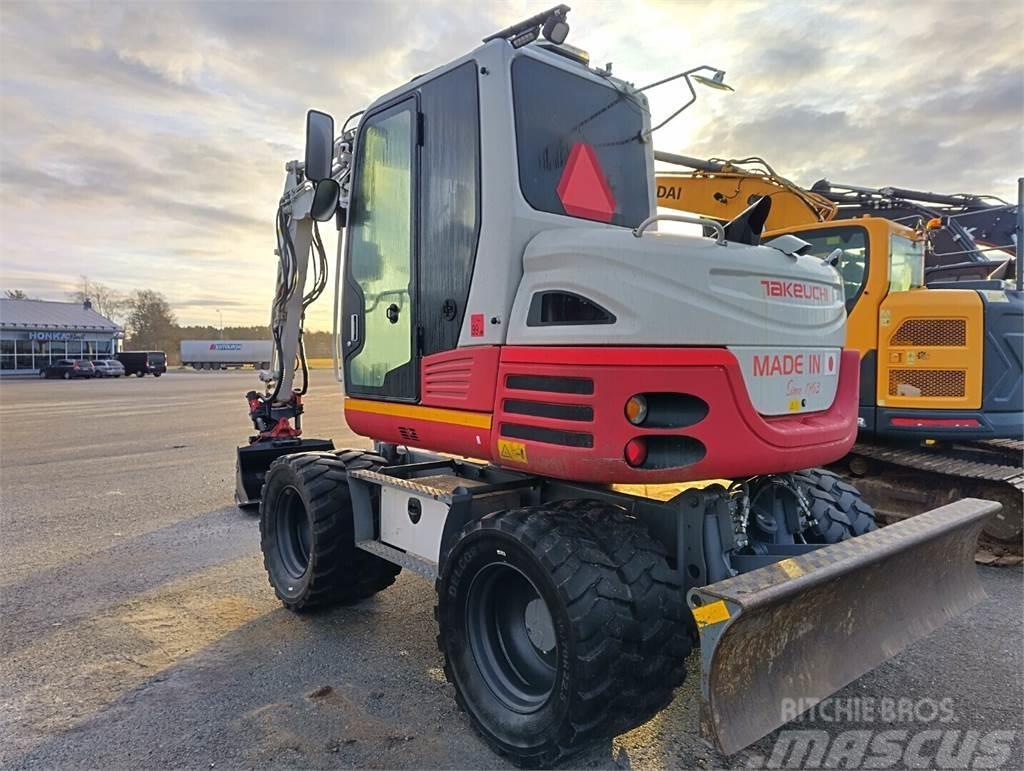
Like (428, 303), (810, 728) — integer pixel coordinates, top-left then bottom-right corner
(655, 153), (1023, 565)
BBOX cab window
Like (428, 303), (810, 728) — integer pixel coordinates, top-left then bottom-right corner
(789, 226), (868, 308)
(511, 55), (648, 227)
(889, 236), (925, 293)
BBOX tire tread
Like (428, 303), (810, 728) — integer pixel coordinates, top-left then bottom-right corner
(259, 450), (400, 611)
(794, 468), (877, 542)
(437, 500), (695, 767)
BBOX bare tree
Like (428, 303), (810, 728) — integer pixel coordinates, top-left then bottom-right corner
(67, 276), (128, 323)
(4, 289), (32, 299)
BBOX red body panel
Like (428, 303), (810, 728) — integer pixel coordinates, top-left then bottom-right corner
(344, 408), (489, 460)
(421, 346), (500, 411)
(492, 347), (859, 483)
(344, 346), (860, 484)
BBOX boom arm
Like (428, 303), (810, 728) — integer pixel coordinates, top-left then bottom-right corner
(246, 133), (354, 435)
(654, 150), (836, 230)
(810, 179), (1018, 264)
(270, 163), (317, 401)
(655, 152), (1019, 280)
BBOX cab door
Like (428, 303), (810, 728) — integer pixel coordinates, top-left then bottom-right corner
(342, 97), (418, 401)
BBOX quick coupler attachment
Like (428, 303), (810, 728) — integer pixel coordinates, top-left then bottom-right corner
(687, 497), (1000, 755)
(235, 438), (335, 507)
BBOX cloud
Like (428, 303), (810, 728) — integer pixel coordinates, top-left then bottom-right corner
(0, 0), (1021, 329)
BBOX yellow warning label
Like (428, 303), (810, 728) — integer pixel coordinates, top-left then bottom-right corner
(788, 399), (802, 412)
(880, 309), (891, 328)
(497, 439), (528, 464)
(692, 599), (731, 629)
(777, 559), (805, 579)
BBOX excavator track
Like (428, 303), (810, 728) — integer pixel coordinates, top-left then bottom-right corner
(829, 440), (1023, 567)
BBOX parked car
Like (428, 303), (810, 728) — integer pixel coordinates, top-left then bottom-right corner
(92, 359), (125, 378)
(116, 350), (167, 377)
(39, 359), (95, 379)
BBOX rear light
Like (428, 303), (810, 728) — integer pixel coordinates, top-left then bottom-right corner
(624, 438), (647, 467)
(624, 395), (648, 425)
(890, 417), (980, 428)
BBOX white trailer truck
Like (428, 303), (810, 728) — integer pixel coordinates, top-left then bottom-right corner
(181, 340), (272, 370)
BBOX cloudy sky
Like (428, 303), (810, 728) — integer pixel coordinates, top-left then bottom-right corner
(1, 0), (1021, 329)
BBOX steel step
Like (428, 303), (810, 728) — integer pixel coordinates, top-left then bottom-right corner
(348, 468), (491, 501)
(356, 539), (437, 579)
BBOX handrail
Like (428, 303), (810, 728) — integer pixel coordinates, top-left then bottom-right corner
(632, 214), (726, 245)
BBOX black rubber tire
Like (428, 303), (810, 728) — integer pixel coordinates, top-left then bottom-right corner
(259, 450), (400, 611)
(437, 500), (694, 767)
(794, 468), (877, 543)
(154, 372), (162, 377)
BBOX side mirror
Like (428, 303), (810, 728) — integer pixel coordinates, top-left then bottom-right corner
(310, 179), (340, 222)
(305, 109), (335, 182)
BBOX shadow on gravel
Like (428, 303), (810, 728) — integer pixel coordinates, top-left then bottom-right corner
(0, 506), (255, 659)
(3, 581), (625, 770)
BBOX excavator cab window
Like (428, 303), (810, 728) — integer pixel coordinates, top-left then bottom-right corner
(511, 55), (648, 227)
(788, 226), (869, 309)
(344, 99), (417, 397)
(889, 236), (925, 293)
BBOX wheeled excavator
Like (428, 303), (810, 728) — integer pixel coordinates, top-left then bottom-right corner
(232, 8), (1001, 765)
(656, 153), (1024, 564)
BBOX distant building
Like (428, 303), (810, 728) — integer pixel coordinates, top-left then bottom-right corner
(0, 298), (124, 375)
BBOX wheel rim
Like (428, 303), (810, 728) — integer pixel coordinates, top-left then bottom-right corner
(466, 563), (558, 713)
(274, 486), (312, 579)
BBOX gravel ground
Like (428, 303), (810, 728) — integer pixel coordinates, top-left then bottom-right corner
(1, 370), (1021, 769)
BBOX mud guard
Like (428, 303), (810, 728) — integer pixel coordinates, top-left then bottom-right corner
(235, 438), (335, 507)
(688, 497), (999, 755)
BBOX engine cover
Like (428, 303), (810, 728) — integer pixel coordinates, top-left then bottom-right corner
(507, 226), (846, 349)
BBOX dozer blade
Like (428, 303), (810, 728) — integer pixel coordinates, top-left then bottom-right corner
(235, 438), (335, 507)
(688, 497), (1000, 756)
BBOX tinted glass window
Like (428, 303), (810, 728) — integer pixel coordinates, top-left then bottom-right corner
(890, 236), (925, 293)
(793, 226), (868, 307)
(419, 61), (481, 356)
(512, 56), (648, 227)
(347, 100), (415, 390)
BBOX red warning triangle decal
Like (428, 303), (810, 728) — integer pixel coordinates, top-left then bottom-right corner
(556, 143), (616, 222)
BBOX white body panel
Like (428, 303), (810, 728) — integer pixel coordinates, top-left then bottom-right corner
(181, 340), (273, 365)
(507, 228), (846, 348)
(728, 346), (841, 415)
(379, 487), (447, 565)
